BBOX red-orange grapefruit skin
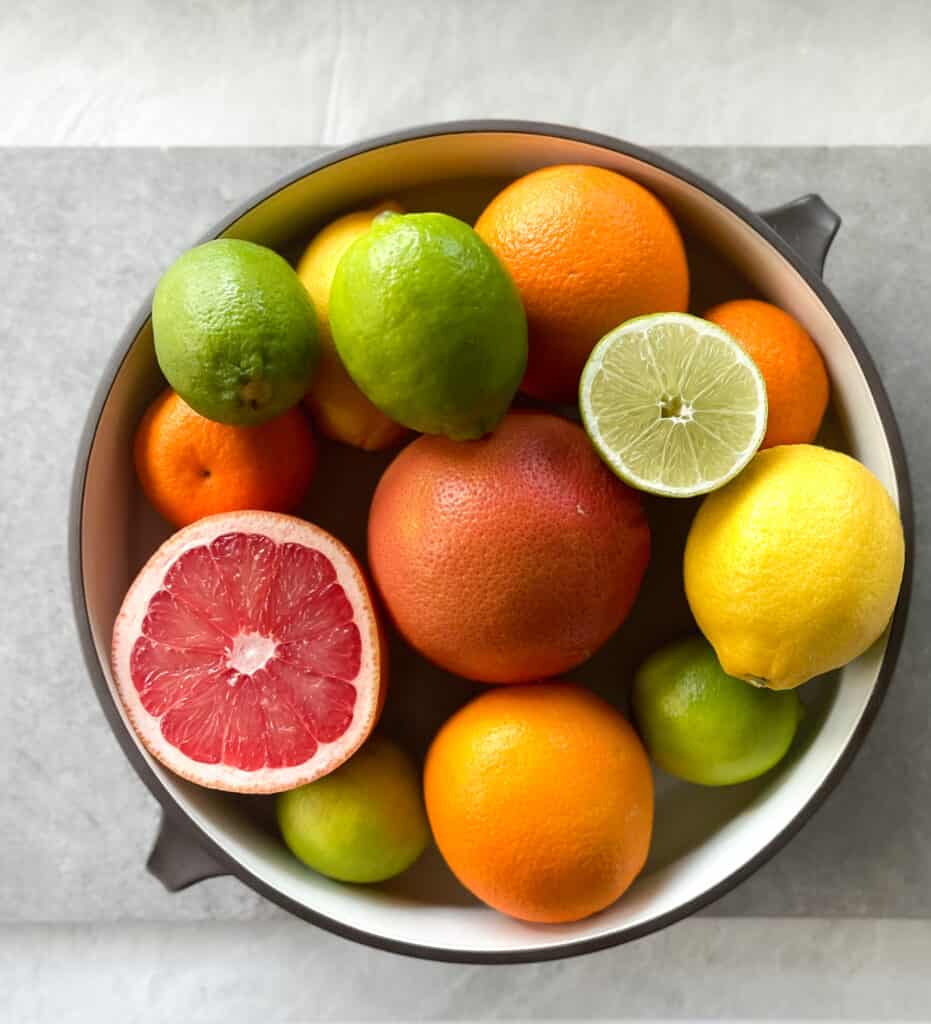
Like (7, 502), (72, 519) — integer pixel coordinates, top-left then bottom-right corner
(367, 412), (651, 684)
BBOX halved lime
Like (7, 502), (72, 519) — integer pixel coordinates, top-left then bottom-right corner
(579, 313), (767, 497)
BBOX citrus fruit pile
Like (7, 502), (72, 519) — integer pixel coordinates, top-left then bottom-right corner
(112, 164), (905, 925)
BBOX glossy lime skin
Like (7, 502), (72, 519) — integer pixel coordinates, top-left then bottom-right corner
(632, 636), (803, 786)
(276, 737), (430, 884)
(329, 212), (527, 440)
(153, 239), (319, 425)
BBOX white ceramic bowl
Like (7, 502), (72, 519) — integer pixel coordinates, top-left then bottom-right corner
(70, 122), (912, 963)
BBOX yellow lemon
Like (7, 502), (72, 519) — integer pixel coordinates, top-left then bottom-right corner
(684, 445), (904, 690)
(297, 202), (407, 450)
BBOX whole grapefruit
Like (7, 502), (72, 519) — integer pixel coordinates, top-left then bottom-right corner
(424, 682), (654, 923)
(475, 164), (689, 402)
(367, 412), (651, 683)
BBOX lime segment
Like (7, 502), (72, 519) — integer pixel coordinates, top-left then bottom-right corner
(579, 313), (767, 497)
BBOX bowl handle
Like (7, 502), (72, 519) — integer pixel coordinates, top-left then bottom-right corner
(758, 194), (841, 276)
(146, 811), (229, 892)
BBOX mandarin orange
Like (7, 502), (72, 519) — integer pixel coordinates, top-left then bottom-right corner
(703, 298), (829, 449)
(134, 389), (316, 527)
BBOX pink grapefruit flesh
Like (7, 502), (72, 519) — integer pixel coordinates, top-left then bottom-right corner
(111, 511), (384, 793)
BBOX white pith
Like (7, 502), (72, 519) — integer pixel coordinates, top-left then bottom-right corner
(228, 631), (277, 675)
(110, 511), (382, 793)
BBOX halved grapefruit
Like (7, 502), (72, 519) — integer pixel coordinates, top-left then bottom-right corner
(111, 511), (384, 793)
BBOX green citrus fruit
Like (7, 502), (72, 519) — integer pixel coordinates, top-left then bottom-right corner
(329, 211), (527, 440)
(580, 312), (767, 497)
(296, 202), (408, 450)
(153, 239), (319, 426)
(276, 736), (430, 884)
(632, 636), (803, 786)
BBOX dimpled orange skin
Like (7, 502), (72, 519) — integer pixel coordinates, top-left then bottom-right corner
(475, 164), (689, 402)
(703, 299), (830, 449)
(134, 389), (317, 527)
(424, 682), (654, 923)
(367, 412), (650, 684)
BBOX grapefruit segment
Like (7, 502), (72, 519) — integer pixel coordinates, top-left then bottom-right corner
(111, 511), (384, 793)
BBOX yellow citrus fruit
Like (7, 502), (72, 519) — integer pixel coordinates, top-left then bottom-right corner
(685, 445), (905, 690)
(297, 202), (407, 450)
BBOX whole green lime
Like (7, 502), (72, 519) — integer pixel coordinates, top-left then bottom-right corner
(276, 736), (430, 884)
(152, 239), (319, 425)
(632, 636), (803, 786)
(329, 212), (527, 439)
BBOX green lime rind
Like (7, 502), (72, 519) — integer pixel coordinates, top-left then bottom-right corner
(579, 312), (767, 497)
(153, 238), (319, 426)
(329, 212), (527, 440)
(632, 636), (803, 787)
(276, 737), (430, 884)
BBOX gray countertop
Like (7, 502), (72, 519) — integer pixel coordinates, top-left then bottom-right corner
(2, 147), (930, 1018)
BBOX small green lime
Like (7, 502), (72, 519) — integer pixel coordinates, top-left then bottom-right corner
(329, 211), (527, 440)
(153, 238), (319, 425)
(632, 636), (803, 786)
(276, 736), (430, 884)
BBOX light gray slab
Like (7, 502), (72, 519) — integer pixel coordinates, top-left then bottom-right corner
(4, 918), (931, 1022)
(4, 0), (931, 146)
(0, 147), (928, 926)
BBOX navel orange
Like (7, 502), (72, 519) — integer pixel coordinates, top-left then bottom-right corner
(424, 682), (654, 923)
(475, 164), (689, 402)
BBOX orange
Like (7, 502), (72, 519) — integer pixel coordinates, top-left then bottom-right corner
(134, 389), (316, 527)
(424, 682), (654, 923)
(475, 164), (689, 402)
(367, 411), (650, 684)
(703, 299), (829, 448)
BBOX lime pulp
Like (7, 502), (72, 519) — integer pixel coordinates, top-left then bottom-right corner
(579, 313), (767, 497)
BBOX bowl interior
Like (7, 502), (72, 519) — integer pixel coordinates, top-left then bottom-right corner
(78, 130), (901, 959)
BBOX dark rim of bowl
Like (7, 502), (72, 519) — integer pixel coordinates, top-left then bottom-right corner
(69, 119), (914, 965)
